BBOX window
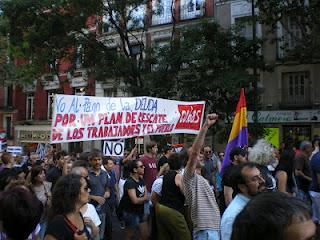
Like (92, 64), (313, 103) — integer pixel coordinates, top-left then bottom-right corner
(47, 92), (55, 120)
(234, 16), (253, 40)
(131, 45), (144, 70)
(152, 0), (173, 25)
(104, 88), (117, 97)
(5, 86), (13, 107)
(180, 0), (204, 20)
(5, 116), (12, 139)
(282, 72), (310, 106)
(26, 94), (34, 120)
(127, 4), (145, 29)
(277, 17), (303, 58)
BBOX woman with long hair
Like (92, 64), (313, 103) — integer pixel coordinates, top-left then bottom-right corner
(275, 148), (296, 195)
(29, 165), (52, 240)
(44, 174), (91, 240)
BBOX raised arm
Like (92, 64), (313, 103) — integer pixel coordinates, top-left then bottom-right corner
(186, 113), (218, 175)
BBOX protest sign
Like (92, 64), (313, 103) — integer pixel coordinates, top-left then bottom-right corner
(103, 140), (124, 157)
(7, 146), (23, 156)
(50, 95), (205, 143)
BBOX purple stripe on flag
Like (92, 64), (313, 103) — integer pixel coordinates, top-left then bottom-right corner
(221, 127), (248, 176)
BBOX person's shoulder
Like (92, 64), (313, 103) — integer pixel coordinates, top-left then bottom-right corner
(311, 152), (320, 165)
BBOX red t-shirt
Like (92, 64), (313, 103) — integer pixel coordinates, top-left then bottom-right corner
(140, 155), (158, 192)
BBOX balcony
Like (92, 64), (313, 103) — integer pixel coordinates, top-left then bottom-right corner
(280, 87), (312, 109)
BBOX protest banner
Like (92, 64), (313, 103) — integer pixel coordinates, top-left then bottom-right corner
(103, 140), (125, 157)
(50, 95), (205, 143)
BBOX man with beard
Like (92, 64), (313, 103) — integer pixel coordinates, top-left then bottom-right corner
(221, 162), (265, 240)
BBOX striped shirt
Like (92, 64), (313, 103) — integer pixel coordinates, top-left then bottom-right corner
(183, 170), (221, 231)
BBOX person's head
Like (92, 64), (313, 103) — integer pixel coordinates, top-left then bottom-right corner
(0, 187), (43, 240)
(248, 139), (274, 166)
(278, 149), (295, 170)
(29, 152), (40, 165)
(102, 156), (114, 172)
(167, 153), (183, 171)
(218, 152), (225, 161)
(70, 166), (89, 179)
(230, 162), (265, 197)
(89, 150), (102, 170)
(312, 137), (320, 149)
(231, 192), (316, 240)
(30, 165), (45, 185)
(14, 155), (23, 165)
(229, 147), (247, 165)
(127, 160), (145, 177)
(203, 146), (213, 160)
(300, 141), (313, 158)
(54, 150), (67, 168)
(162, 145), (173, 156)
(78, 151), (90, 162)
(72, 160), (89, 169)
(50, 174), (90, 218)
(1, 152), (13, 166)
(195, 161), (205, 176)
(146, 141), (158, 155)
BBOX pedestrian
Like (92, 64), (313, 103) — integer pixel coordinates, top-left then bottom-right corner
(221, 163), (265, 240)
(120, 160), (148, 240)
(231, 192), (316, 240)
(45, 174), (91, 240)
(0, 187), (43, 240)
(183, 113), (221, 240)
(156, 153), (191, 240)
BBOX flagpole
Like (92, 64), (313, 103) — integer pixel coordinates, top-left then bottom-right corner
(252, 0), (258, 134)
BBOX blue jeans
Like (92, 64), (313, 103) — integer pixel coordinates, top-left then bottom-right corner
(193, 229), (220, 240)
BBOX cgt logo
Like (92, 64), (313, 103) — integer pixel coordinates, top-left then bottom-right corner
(175, 104), (204, 130)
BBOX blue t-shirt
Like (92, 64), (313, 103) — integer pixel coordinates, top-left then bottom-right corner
(89, 169), (110, 213)
(310, 152), (320, 192)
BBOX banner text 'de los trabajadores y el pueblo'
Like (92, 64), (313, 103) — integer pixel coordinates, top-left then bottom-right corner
(50, 95), (205, 143)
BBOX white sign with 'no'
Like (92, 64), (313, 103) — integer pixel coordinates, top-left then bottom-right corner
(103, 140), (124, 157)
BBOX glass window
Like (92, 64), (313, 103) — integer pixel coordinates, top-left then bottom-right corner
(26, 94), (34, 120)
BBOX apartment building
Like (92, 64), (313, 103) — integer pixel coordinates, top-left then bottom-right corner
(215, 0), (320, 145)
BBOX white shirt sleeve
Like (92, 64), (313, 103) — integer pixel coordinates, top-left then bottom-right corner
(151, 177), (163, 196)
(85, 203), (101, 226)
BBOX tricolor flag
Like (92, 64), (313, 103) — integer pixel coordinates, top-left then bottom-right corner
(221, 88), (248, 175)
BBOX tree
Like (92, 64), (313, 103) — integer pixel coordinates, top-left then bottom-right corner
(256, 0), (320, 62)
(145, 20), (265, 123)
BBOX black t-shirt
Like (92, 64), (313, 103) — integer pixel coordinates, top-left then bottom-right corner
(157, 156), (168, 171)
(122, 177), (146, 215)
(222, 164), (234, 187)
(45, 214), (91, 240)
(46, 166), (62, 187)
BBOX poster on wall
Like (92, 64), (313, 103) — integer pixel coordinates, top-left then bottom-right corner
(264, 128), (280, 149)
(50, 95), (205, 143)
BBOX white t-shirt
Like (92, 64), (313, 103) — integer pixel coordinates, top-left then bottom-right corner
(119, 178), (126, 200)
(82, 203), (101, 234)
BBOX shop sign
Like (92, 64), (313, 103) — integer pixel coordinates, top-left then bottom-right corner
(20, 130), (51, 142)
(248, 110), (320, 123)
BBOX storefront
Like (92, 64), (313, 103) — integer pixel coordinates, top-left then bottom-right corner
(248, 110), (320, 147)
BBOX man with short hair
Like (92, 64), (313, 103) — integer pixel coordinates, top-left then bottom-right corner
(223, 147), (247, 206)
(88, 150), (112, 240)
(294, 141), (312, 194)
(140, 142), (158, 193)
(221, 162), (265, 240)
(46, 150), (68, 187)
(183, 113), (221, 240)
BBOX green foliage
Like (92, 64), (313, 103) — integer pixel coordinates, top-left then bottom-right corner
(256, 0), (320, 62)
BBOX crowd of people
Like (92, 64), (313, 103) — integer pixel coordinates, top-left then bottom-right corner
(0, 113), (320, 240)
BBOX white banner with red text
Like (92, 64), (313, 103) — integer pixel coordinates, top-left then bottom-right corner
(50, 94), (205, 143)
